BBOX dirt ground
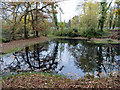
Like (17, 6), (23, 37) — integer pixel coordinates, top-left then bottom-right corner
(2, 72), (120, 89)
(2, 36), (48, 53)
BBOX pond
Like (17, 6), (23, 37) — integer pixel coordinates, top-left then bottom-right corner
(1, 38), (120, 79)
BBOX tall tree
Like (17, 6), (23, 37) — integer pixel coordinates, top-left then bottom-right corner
(1, 1), (61, 40)
(51, 2), (59, 30)
(80, 1), (100, 29)
(108, 8), (114, 29)
(98, 1), (112, 31)
(35, 2), (39, 37)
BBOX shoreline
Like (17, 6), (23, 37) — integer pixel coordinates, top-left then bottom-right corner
(49, 36), (120, 44)
(1, 36), (120, 54)
(2, 36), (48, 54)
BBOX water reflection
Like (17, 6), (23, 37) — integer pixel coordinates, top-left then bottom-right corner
(1, 41), (64, 75)
(1, 39), (120, 78)
(67, 39), (120, 76)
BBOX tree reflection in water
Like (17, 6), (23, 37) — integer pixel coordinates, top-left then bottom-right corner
(67, 39), (120, 76)
(2, 42), (64, 74)
(1, 39), (120, 77)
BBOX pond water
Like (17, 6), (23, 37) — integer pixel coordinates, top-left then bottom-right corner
(1, 38), (120, 79)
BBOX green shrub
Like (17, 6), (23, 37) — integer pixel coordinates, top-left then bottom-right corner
(2, 38), (11, 43)
(95, 31), (103, 36)
(54, 28), (80, 37)
(80, 27), (95, 38)
(79, 27), (105, 38)
(52, 27), (106, 38)
(106, 38), (112, 42)
(41, 30), (50, 36)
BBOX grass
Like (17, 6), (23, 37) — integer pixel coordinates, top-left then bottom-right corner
(2, 71), (63, 80)
(89, 39), (120, 44)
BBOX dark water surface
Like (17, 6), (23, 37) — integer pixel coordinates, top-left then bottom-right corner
(1, 39), (120, 79)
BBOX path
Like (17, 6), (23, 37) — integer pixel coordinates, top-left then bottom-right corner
(1, 36), (48, 53)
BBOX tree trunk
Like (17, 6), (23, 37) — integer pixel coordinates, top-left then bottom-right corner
(30, 10), (35, 37)
(25, 46), (32, 68)
(36, 3), (39, 37)
(24, 14), (28, 39)
(36, 31), (38, 37)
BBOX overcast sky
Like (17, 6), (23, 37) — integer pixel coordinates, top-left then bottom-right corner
(57, 0), (81, 22)
(57, 0), (115, 22)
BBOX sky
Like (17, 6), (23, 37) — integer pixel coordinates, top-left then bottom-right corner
(57, 0), (82, 22)
(57, 0), (116, 22)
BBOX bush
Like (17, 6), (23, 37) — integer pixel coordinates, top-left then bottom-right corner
(95, 31), (103, 36)
(2, 38), (11, 43)
(54, 28), (80, 37)
(53, 27), (105, 38)
(80, 27), (95, 38)
(79, 27), (104, 38)
(41, 30), (50, 36)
